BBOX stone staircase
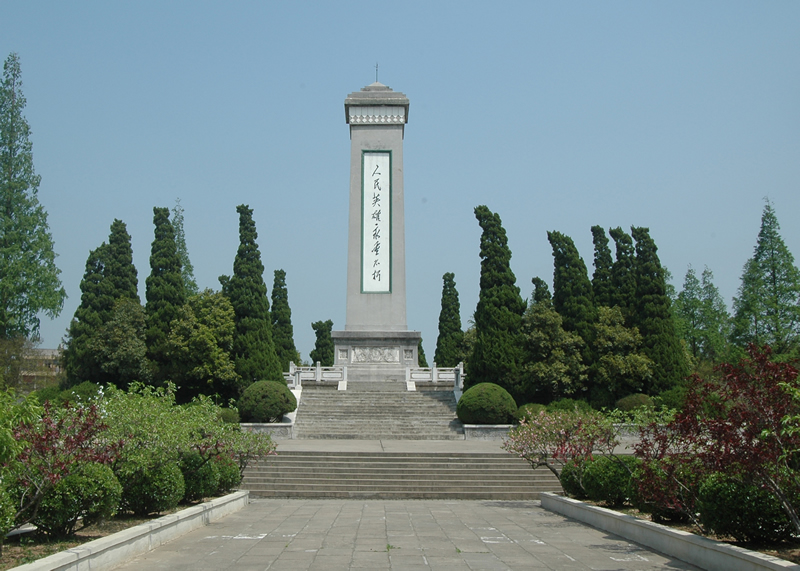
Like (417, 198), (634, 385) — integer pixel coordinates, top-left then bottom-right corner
(292, 382), (464, 440)
(241, 451), (562, 500)
(239, 380), (564, 500)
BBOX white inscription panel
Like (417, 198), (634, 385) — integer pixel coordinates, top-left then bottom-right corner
(362, 151), (391, 293)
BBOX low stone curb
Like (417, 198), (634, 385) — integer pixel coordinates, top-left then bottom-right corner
(463, 424), (511, 440)
(11, 490), (250, 571)
(540, 492), (800, 571)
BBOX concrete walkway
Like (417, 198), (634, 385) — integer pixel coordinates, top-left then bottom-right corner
(111, 438), (697, 570)
(113, 498), (698, 570)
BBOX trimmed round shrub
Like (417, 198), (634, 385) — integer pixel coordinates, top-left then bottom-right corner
(615, 394), (654, 412)
(118, 463), (185, 516)
(180, 452), (220, 502)
(61, 381), (103, 404)
(547, 398), (593, 414)
(698, 472), (794, 543)
(582, 455), (640, 507)
(238, 380), (297, 423)
(214, 455), (241, 494)
(220, 407), (240, 424)
(654, 386), (687, 412)
(32, 385), (62, 404)
(457, 383), (517, 424)
(559, 459), (587, 499)
(516, 403), (546, 421)
(34, 462), (122, 537)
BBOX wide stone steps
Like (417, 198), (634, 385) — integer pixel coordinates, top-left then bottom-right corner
(241, 451), (562, 500)
(293, 385), (464, 440)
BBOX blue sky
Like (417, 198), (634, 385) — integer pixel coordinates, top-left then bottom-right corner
(3, 1), (799, 359)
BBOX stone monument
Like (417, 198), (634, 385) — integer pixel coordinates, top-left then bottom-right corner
(331, 82), (421, 381)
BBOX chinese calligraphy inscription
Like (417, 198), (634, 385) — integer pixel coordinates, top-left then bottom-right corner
(362, 151), (391, 292)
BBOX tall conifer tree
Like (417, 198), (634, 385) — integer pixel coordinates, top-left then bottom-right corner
(547, 231), (596, 355)
(531, 277), (552, 304)
(145, 207), (185, 382)
(309, 319), (334, 367)
(631, 226), (689, 393)
(62, 219), (139, 387)
(417, 339), (428, 367)
(222, 205), (282, 385)
(731, 201), (800, 357)
(468, 206), (525, 392)
(591, 226), (614, 308)
(0, 53), (65, 339)
(271, 269), (300, 371)
(62, 246), (108, 387)
(434, 272), (464, 367)
(609, 227), (637, 323)
(675, 266), (731, 366)
(106, 219), (138, 301)
(172, 198), (198, 295)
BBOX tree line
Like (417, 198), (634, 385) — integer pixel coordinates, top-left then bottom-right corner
(433, 202), (800, 409)
(59, 204), (309, 403)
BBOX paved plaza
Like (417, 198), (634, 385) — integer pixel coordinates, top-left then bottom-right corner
(113, 497), (698, 571)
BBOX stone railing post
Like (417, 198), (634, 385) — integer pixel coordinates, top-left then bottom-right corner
(432, 362), (438, 384)
(455, 362), (464, 390)
(315, 361), (322, 383)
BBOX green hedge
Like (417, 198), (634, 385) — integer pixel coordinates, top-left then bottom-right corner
(559, 459), (587, 499)
(698, 472), (795, 543)
(456, 383), (517, 424)
(34, 463), (121, 537)
(582, 455), (640, 507)
(214, 455), (241, 494)
(180, 452), (220, 502)
(118, 463), (185, 516)
(238, 380), (297, 423)
(516, 403), (546, 421)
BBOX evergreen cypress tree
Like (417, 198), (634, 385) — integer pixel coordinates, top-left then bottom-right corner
(106, 219), (138, 301)
(271, 269), (300, 372)
(468, 206), (525, 392)
(417, 339), (428, 367)
(145, 207), (186, 382)
(609, 227), (637, 323)
(309, 319), (334, 366)
(222, 205), (282, 385)
(433, 272), (464, 367)
(531, 277), (552, 304)
(631, 226), (689, 394)
(731, 201), (800, 357)
(547, 230), (596, 354)
(62, 219), (139, 387)
(172, 198), (198, 295)
(591, 226), (614, 308)
(62, 246), (108, 387)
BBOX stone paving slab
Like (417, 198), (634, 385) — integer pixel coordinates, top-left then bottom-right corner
(113, 498), (699, 570)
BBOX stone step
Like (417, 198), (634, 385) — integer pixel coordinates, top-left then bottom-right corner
(240, 451), (562, 500)
(244, 490), (542, 500)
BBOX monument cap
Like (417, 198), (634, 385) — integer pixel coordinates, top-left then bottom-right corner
(345, 82), (409, 124)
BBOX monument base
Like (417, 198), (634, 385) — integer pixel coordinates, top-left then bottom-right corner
(332, 330), (422, 381)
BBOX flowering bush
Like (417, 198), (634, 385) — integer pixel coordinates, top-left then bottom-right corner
(503, 408), (616, 480)
(8, 401), (121, 528)
(634, 345), (800, 533)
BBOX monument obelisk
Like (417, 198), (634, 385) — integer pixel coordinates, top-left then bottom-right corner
(331, 82), (421, 381)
